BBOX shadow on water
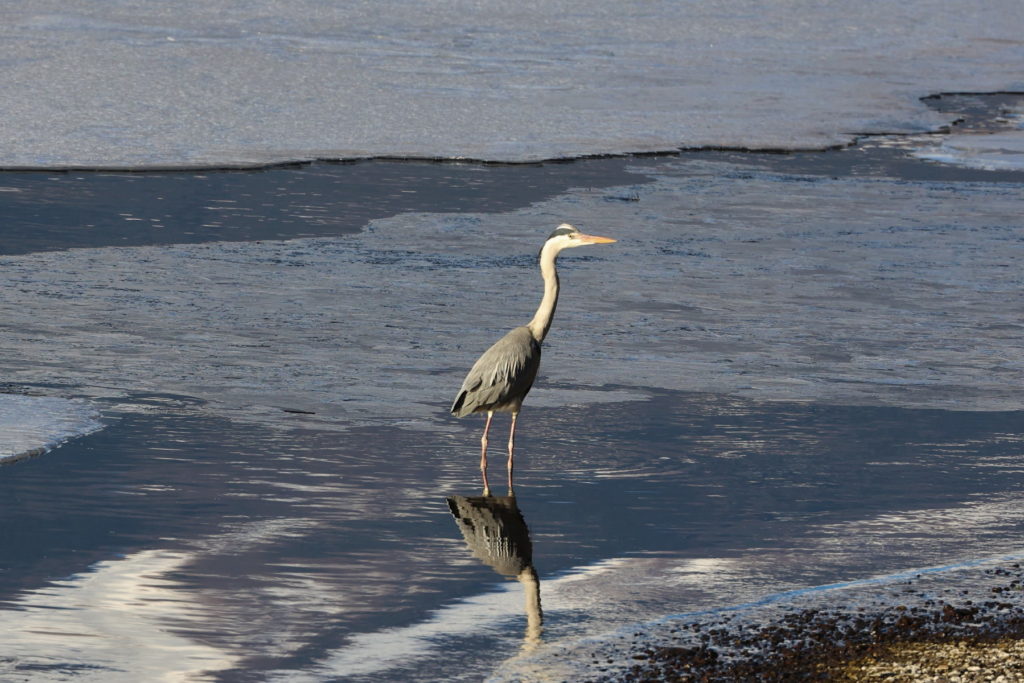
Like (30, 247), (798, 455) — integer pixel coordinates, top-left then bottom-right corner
(447, 494), (542, 654)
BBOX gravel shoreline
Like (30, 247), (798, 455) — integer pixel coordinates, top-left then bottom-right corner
(830, 638), (1024, 681)
(602, 562), (1024, 682)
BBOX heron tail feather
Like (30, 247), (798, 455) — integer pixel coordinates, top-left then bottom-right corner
(451, 390), (469, 417)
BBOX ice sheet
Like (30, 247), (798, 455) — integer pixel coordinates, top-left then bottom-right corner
(914, 131), (1024, 171)
(1, 1), (1022, 167)
(0, 394), (103, 463)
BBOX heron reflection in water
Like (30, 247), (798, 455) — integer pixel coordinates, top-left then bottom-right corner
(451, 224), (616, 493)
(446, 494), (541, 652)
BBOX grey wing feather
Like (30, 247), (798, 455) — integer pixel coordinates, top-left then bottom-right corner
(451, 326), (542, 417)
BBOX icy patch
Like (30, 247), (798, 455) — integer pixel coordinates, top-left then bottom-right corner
(1, 1), (1022, 167)
(0, 395), (103, 463)
(913, 131), (1024, 170)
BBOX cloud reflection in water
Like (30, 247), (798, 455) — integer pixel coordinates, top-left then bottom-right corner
(0, 549), (235, 682)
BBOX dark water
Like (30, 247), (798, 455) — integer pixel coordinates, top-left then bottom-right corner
(0, 158), (641, 256)
(3, 391), (1024, 680)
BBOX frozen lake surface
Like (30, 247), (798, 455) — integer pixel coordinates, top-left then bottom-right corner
(2, 1), (1022, 167)
(0, 395), (102, 463)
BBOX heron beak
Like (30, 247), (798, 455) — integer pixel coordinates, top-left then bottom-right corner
(577, 233), (617, 244)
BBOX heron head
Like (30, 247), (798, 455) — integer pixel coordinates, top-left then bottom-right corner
(541, 223), (617, 259)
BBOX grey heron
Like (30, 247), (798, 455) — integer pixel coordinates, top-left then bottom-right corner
(450, 223), (616, 492)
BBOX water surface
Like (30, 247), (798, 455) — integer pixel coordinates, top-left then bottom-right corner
(3, 392), (1024, 681)
(2, 94), (1023, 681)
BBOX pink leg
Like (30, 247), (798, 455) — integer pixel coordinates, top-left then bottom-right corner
(507, 411), (518, 490)
(480, 411), (494, 495)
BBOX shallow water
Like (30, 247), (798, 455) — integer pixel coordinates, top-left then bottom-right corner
(3, 392), (1024, 681)
(2, 94), (1024, 681)
(0, 159), (639, 255)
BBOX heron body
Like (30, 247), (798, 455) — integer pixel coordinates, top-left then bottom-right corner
(451, 223), (616, 493)
(450, 326), (541, 418)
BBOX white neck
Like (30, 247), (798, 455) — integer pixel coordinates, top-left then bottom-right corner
(526, 241), (560, 342)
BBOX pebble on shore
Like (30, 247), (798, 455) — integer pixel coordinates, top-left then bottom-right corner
(611, 563), (1024, 682)
(829, 638), (1024, 682)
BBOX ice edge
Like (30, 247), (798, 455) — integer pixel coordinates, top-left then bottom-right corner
(2, 91), (1019, 173)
